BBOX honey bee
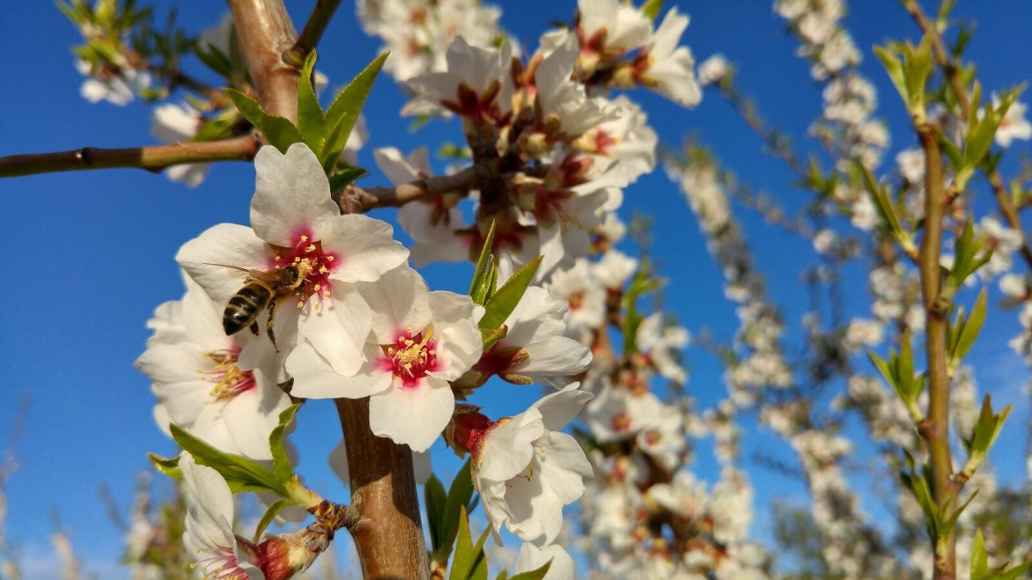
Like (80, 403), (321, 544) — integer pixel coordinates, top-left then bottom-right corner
(209, 261), (314, 350)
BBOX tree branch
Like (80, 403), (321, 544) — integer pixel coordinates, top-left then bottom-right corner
(284, 0), (344, 67)
(338, 166), (478, 213)
(0, 135), (259, 178)
(228, 0), (301, 122)
(334, 399), (429, 579)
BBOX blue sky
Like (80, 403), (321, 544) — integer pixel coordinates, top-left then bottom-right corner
(1, 0), (1031, 576)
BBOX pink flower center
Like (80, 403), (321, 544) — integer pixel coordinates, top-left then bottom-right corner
(204, 349), (256, 401)
(271, 229), (339, 303)
(378, 329), (440, 388)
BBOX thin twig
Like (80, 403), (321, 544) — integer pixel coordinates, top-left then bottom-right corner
(338, 167), (478, 212)
(228, 0), (300, 121)
(0, 135), (259, 178)
(903, 0), (1032, 273)
(284, 0), (344, 67)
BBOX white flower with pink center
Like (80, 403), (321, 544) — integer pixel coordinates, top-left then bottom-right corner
(176, 143), (408, 379)
(456, 383), (593, 545)
(287, 266), (482, 451)
(180, 454), (264, 580)
(135, 277), (289, 460)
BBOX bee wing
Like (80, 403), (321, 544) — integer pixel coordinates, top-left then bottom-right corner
(194, 262), (278, 284)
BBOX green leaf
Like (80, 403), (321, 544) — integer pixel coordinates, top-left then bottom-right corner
(857, 160), (903, 236)
(194, 43), (233, 78)
(226, 89), (303, 154)
(253, 499), (290, 543)
(971, 529), (989, 580)
(874, 45), (907, 105)
(449, 506), (490, 580)
(508, 562), (552, 580)
(328, 166), (367, 192)
(641, 0), (663, 20)
(171, 424), (284, 495)
(479, 257), (542, 331)
(951, 289), (987, 363)
(469, 219), (498, 304)
(425, 474), (448, 553)
(297, 49), (326, 151)
(321, 52), (389, 171)
(270, 404), (301, 484)
(434, 461), (477, 563)
(148, 452), (181, 479)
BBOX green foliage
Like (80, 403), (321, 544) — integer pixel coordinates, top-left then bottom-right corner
(969, 528), (1029, 580)
(621, 264), (659, 355)
(227, 89), (304, 154)
(320, 52), (389, 172)
(960, 395), (1013, 480)
(641, 0), (664, 21)
(449, 506), (491, 580)
(252, 498), (290, 542)
(946, 224), (993, 294)
(478, 257), (542, 331)
(469, 219), (499, 305)
(874, 37), (934, 119)
(947, 288), (987, 371)
(426, 461), (478, 565)
(856, 160), (916, 254)
(297, 50), (327, 151)
(868, 337), (925, 422)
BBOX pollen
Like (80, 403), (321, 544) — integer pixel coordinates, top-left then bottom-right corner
(379, 328), (441, 389)
(272, 228), (341, 305)
(203, 349), (256, 401)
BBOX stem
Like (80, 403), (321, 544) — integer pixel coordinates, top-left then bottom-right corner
(0, 135), (259, 178)
(228, 0), (301, 122)
(917, 123), (956, 580)
(335, 399), (429, 579)
(284, 0), (344, 67)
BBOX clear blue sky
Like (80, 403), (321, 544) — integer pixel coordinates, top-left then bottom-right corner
(1, 1), (1031, 576)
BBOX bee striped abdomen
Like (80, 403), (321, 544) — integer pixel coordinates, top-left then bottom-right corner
(223, 283), (272, 335)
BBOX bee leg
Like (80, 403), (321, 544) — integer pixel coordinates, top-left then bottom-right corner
(249, 321), (260, 336)
(266, 298), (279, 352)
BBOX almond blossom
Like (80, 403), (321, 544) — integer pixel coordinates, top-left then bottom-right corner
(287, 266), (482, 451)
(176, 143), (407, 376)
(151, 103), (209, 187)
(513, 542), (576, 579)
(180, 454), (264, 579)
(135, 277), (289, 460)
(473, 286), (592, 386)
(455, 384), (593, 545)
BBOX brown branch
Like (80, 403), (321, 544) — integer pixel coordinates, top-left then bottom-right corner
(335, 399), (429, 579)
(338, 167), (478, 213)
(228, 0), (301, 122)
(917, 123), (957, 580)
(903, 0), (1032, 273)
(284, 0), (344, 67)
(0, 135), (259, 178)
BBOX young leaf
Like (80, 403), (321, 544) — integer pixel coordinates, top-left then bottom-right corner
(435, 460), (477, 563)
(449, 505), (490, 580)
(226, 89), (303, 154)
(479, 257), (542, 331)
(270, 404), (301, 484)
(951, 289), (987, 364)
(641, 0), (663, 20)
(297, 50), (326, 151)
(170, 424), (284, 495)
(329, 166), (367, 192)
(508, 562), (553, 580)
(321, 52), (389, 170)
(253, 498), (290, 543)
(425, 474), (448, 553)
(148, 452), (181, 479)
(468, 219), (498, 303)
(971, 529), (989, 580)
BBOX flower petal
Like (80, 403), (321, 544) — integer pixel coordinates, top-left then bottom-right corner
(250, 143), (339, 246)
(369, 377), (454, 451)
(320, 214), (409, 284)
(176, 223), (271, 305)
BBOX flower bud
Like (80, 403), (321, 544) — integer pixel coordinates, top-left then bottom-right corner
(252, 524), (332, 580)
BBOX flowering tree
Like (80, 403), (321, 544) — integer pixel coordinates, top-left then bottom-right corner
(1, 0), (1032, 579)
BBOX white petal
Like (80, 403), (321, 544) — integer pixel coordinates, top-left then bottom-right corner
(319, 214), (409, 284)
(250, 143), (339, 246)
(360, 267), (432, 342)
(286, 342), (391, 399)
(477, 409), (544, 482)
(515, 543), (576, 580)
(369, 377), (454, 451)
(532, 383), (593, 431)
(300, 285), (373, 376)
(176, 223), (271, 304)
(427, 291), (483, 381)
